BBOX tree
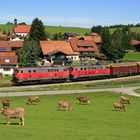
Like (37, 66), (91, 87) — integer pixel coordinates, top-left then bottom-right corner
(7, 29), (11, 36)
(112, 28), (124, 45)
(17, 40), (39, 67)
(101, 28), (112, 55)
(105, 45), (126, 62)
(18, 22), (26, 25)
(101, 28), (127, 62)
(29, 18), (47, 42)
(91, 25), (104, 35)
(3, 29), (6, 34)
(51, 32), (64, 40)
(121, 32), (132, 50)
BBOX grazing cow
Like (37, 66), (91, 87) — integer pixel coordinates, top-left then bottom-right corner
(27, 96), (40, 105)
(76, 96), (90, 104)
(120, 96), (130, 104)
(1, 98), (10, 109)
(0, 108), (25, 126)
(113, 102), (126, 111)
(58, 100), (72, 111)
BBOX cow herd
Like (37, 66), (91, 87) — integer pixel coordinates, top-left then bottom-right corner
(0, 94), (130, 126)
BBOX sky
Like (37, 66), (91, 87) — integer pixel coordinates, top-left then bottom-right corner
(0, 0), (139, 28)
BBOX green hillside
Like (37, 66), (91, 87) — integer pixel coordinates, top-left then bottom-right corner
(0, 24), (140, 35)
(0, 24), (90, 35)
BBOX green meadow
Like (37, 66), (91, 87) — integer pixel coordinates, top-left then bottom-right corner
(1, 24), (140, 35)
(123, 52), (140, 62)
(0, 92), (139, 140)
(0, 24), (90, 35)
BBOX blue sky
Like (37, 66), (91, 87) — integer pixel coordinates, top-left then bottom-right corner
(0, 0), (139, 28)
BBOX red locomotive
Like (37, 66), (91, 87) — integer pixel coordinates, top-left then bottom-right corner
(12, 62), (140, 85)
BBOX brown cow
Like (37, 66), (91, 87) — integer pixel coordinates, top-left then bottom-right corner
(1, 98), (10, 109)
(27, 96), (40, 105)
(58, 100), (72, 111)
(0, 108), (25, 126)
(113, 102), (126, 111)
(76, 96), (90, 104)
(120, 96), (130, 104)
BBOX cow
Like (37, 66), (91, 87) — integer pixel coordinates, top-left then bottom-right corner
(113, 102), (126, 111)
(0, 108), (25, 126)
(76, 96), (91, 104)
(120, 96), (130, 104)
(58, 100), (72, 111)
(27, 96), (40, 105)
(1, 98), (10, 109)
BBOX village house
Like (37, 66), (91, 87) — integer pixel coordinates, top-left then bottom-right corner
(131, 39), (140, 52)
(40, 41), (79, 65)
(9, 19), (31, 41)
(0, 52), (17, 76)
(69, 36), (98, 61)
(0, 41), (23, 76)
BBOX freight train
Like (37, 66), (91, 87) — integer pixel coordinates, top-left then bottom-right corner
(12, 62), (140, 85)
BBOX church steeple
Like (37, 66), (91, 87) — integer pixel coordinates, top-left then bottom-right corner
(14, 18), (17, 27)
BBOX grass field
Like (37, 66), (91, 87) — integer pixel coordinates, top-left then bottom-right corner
(134, 88), (140, 94)
(0, 24), (90, 35)
(0, 92), (139, 140)
(123, 52), (140, 62)
(1, 75), (140, 92)
(1, 24), (140, 35)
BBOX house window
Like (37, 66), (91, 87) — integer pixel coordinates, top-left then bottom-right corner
(28, 70), (31, 73)
(3, 68), (10, 71)
(0, 47), (6, 51)
(5, 59), (10, 63)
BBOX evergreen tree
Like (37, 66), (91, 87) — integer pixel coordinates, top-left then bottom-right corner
(101, 28), (127, 62)
(17, 40), (39, 67)
(112, 28), (124, 45)
(17, 40), (28, 67)
(91, 25), (104, 35)
(101, 28), (112, 55)
(121, 32), (132, 50)
(7, 29), (11, 36)
(3, 29), (6, 34)
(106, 45), (126, 62)
(29, 18), (47, 42)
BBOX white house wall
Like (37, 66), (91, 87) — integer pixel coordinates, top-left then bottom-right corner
(0, 68), (14, 76)
(66, 55), (79, 61)
(15, 33), (28, 37)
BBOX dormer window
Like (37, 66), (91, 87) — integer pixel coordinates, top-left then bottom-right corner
(79, 37), (85, 40)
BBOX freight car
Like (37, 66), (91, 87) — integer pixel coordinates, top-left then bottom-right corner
(12, 62), (140, 85)
(110, 62), (140, 77)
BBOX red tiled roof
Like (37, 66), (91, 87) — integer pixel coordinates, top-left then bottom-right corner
(75, 35), (101, 43)
(131, 39), (140, 45)
(40, 41), (79, 55)
(0, 52), (17, 64)
(14, 25), (31, 33)
(0, 41), (23, 48)
(69, 37), (98, 52)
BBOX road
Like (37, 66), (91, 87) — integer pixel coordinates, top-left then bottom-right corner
(0, 86), (140, 97)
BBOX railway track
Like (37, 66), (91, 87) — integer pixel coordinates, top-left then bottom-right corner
(0, 75), (140, 91)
